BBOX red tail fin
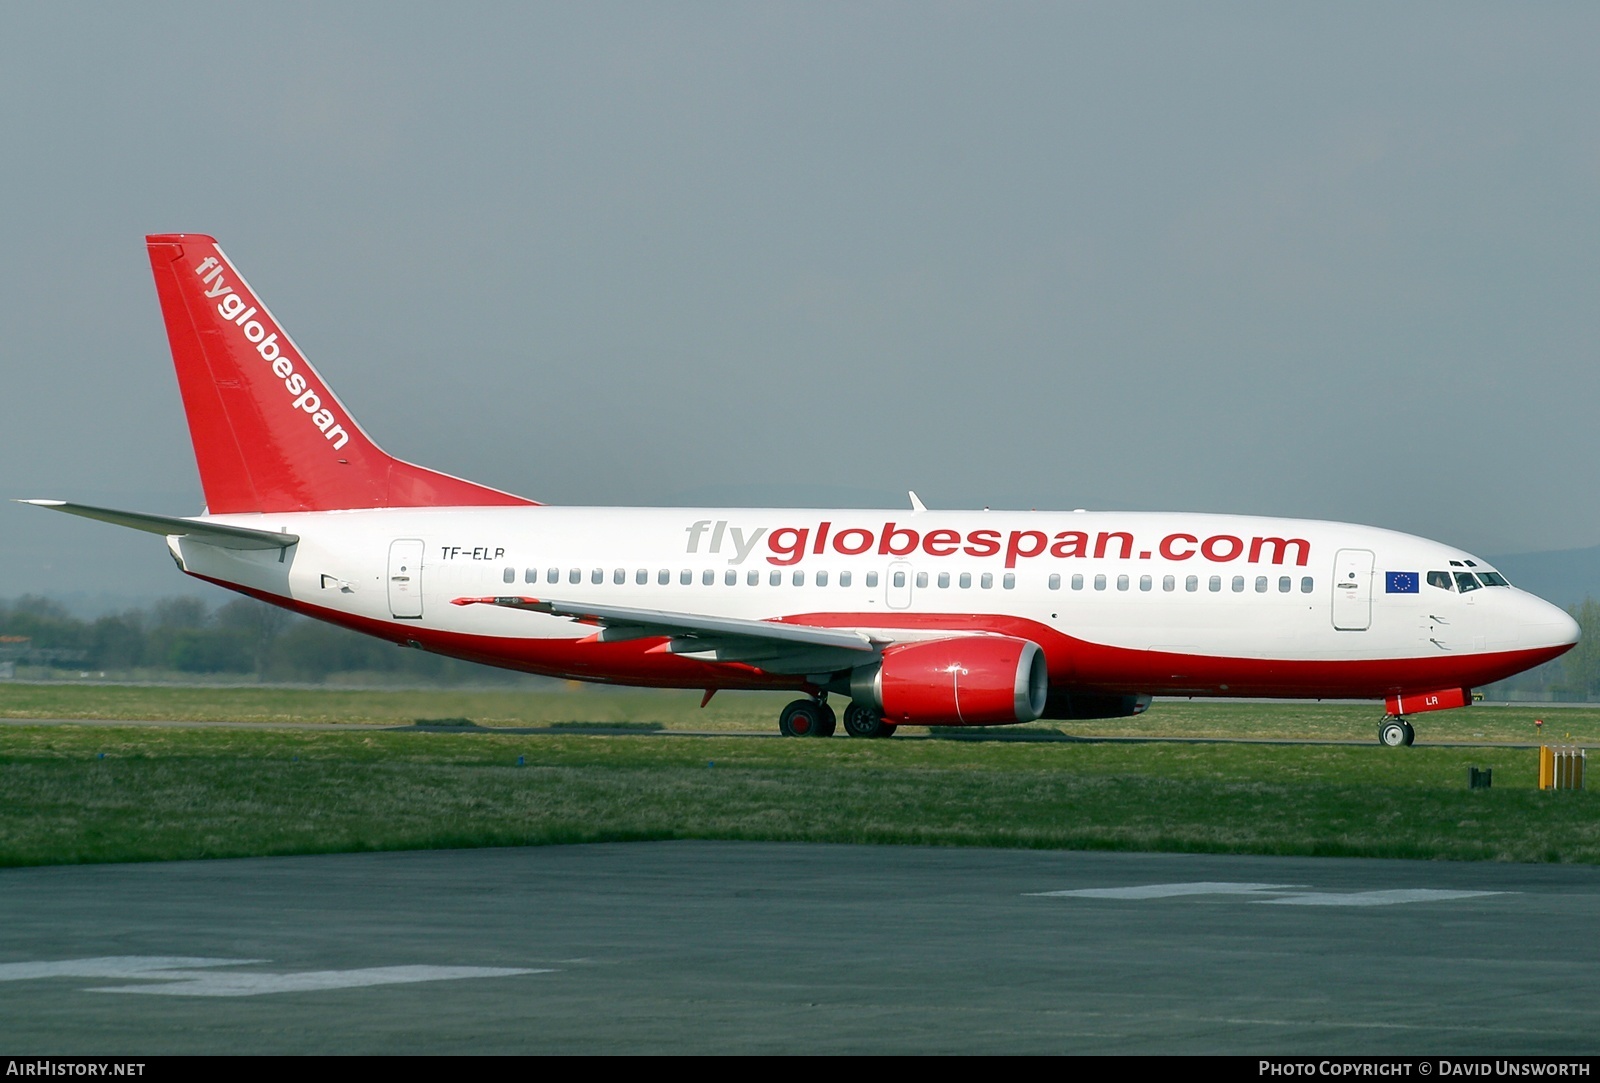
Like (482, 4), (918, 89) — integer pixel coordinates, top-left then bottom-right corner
(146, 234), (535, 513)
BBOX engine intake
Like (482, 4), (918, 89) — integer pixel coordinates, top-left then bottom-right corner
(851, 636), (1049, 726)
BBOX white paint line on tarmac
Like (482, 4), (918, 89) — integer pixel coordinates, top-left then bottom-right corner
(1028, 882), (1512, 906)
(0, 956), (548, 997)
(1255, 889), (1505, 907)
(1028, 881), (1299, 899)
(93, 964), (548, 997)
(0, 957), (261, 980)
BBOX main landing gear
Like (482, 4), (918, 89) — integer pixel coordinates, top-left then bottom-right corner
(1378, 716), (1415, 747)
(776, 697), (896, 739)
(778, 698), (835, 738)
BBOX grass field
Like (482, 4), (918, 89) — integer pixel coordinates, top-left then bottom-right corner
(1, 684), (1596, 869)
(2, 681), (1596, 743)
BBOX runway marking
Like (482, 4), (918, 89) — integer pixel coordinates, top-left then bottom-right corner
(94, 965), (547, 997)
(0, 956), (547, 997)
(1255, 889), (1504, 907)
(0, 956), (260, 980)
(1029, 881), (1298, 899)
(1029, 881), (1512, 907)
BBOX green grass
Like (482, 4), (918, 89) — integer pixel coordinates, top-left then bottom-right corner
(4, 682), (1599, 744)
(1, 722), (1595, 868)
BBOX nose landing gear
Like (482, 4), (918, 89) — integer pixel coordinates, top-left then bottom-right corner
(1378, 717), (1415, 747)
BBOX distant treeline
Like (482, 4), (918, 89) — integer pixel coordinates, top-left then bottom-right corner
(0, 595), (538, 684)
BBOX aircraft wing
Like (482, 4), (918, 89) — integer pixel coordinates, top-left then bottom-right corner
(452, 595), (884, 675)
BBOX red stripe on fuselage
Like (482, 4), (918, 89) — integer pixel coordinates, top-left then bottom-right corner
(194, 579), (1569, 701)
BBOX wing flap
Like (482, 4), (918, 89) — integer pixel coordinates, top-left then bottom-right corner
(453, 595), (883, 675)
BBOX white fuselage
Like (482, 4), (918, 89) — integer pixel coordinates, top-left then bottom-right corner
(170, 505), (1578, 699)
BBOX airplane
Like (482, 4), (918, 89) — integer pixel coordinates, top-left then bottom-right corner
(23, 234), (1581, 746)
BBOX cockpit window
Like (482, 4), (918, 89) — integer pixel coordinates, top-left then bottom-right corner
(1479, 571), (1510, 587)
(1427, 571), (1454, 590)
(1454, 571), (1483, 592)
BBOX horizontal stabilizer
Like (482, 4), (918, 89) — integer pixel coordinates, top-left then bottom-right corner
(19, 500), (299, 550)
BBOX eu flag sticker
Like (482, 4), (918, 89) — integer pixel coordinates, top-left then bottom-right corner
(1386, 571), (1419, 594)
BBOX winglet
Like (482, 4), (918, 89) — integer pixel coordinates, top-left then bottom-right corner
(908, 490), (927, 513)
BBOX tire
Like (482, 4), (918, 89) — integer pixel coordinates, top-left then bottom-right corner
(1379, 719), (1409, 747)
(779, 699), (822, 738)
(1401, 721), (1415, 746)
(814, 703), (837, 738)
(844, 703), (889, 738)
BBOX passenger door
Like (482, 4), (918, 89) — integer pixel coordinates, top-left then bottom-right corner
(1331, 548), (1373, 631)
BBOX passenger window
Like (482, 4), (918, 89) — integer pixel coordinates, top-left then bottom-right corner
(569, 568), (581, 585)
(1072, 574), (1084, 590)
(614, 568), (626, 585)
(1209, 576), (1222, 592)
(1116, 574), (1129, 591)
(680, 569), (692, 585)
(840, 571), (852, 587)
(981, 573), (994, 589)
(590, 568), (602, 584)
(525, 568), (537, 584)
(1185, 575), (1198, 592)
(866, 572), (879, 588)
(658, 569), (670, 585)
(1094, 574), (1106, 591)
(504, 567), (515, 584)
(1278, 576), (1290, 593)
(1139, 575), (1152, 592)
(916, 572), (928, 588)
(1163, 575), (1175, 592)
(548, 568), (559, 584)
(1231, 576), (1244, 592)
(1048, 574), (1060, 590)
(943, 572), (955, 588)
(747, 570), (759, 586)
(724, 569), (737, 586)
(769, 570), (782, 586)
(1427, 571), (1453, 590)
(636, 569), (648, 585)
(960, 573), (972, 589)
(793, 570), (806, 586)
(893, 571), (906, 588)
(1003, 573), (1016, 589)
(1255, 576), (1267, 593)
(1300, 577), (1313, 593)
(817, 571), (830, 586)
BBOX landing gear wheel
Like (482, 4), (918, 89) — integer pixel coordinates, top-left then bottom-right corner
(1378, 718), (1412, 747)
(779, 699), (824, 738)
(814, 702), (837, 738)
(843, 703), (895, 739)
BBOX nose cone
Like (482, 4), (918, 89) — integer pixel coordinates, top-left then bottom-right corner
(1517, 590), (1581, 653)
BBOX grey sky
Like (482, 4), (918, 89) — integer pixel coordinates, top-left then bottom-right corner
(4, 3), (1598, 604)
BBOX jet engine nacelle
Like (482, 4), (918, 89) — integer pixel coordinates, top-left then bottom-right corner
(851, 636), (1049, 726)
